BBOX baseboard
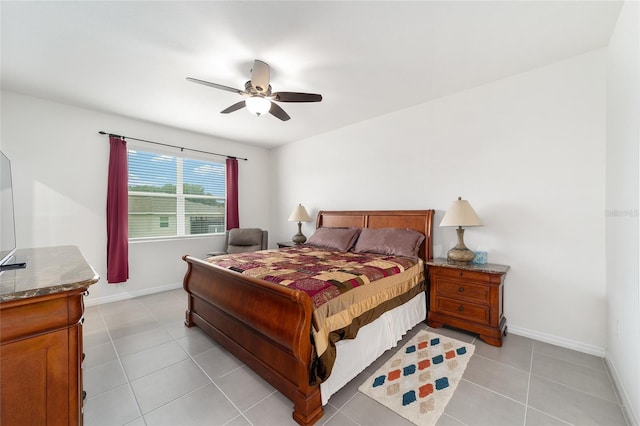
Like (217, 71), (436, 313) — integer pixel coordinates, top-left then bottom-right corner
(84, 282), (183, 307)
(87, 293), (609, 358)
(605, 355), (639, 426)
(507, 325), (606, 357)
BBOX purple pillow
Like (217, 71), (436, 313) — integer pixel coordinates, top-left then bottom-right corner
(353, 228), (425, 259)
(306, 227), (361, 252)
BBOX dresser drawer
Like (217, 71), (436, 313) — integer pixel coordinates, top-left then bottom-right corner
(432, 266), (498, 283)
(435, 279), (490, 304)
(0, 291), (84, 343)
(434, 297), (490, 325)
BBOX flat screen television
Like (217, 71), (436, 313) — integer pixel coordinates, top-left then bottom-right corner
(1, 150), (25, 270)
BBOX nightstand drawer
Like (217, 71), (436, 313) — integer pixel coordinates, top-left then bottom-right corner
(435, 279), (490, 304)
(435, 297), (490, 324)
(432, 267), (496, 283)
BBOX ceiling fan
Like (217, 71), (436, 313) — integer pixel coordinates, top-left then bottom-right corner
(187, 60), (322, 121)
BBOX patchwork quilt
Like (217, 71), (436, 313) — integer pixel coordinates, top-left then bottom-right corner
(207, 246), (416, 308)
(206, 246), (426, 384)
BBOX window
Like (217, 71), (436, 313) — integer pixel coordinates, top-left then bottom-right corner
(127, 148), (225, 239)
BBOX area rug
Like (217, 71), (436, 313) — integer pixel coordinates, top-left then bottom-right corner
(358, 330), (475, 426)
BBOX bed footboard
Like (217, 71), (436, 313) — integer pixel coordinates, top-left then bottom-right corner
(182, 255), (323, 426)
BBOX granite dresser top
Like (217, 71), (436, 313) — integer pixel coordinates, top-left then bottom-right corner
(0, 246), (99, 303)
(427, 257), (510, 275)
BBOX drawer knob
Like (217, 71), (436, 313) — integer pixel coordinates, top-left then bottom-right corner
(458, 287), (464, 292)
(459, 272), (463, 277)
(458, 306), (464, 311)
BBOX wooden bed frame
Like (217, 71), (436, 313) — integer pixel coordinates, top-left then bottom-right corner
(182, 209), (435, 425)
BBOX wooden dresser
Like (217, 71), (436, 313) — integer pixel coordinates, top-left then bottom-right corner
(427, 258), (509, 347)
(0, 246), (99, 426)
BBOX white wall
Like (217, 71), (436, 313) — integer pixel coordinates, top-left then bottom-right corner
(3, 21), (635, 419)
(0, 91), (271, 305)
(606, 1), (640, 424)
(271, 49), (608, 355)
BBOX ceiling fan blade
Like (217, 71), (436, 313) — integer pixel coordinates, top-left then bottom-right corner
(221, 101), (246, 114)
(186, 77), (245, 95)
(272, 92), (323, 103)
(269, 102), (290, 121)
(251, 60), (270, 94)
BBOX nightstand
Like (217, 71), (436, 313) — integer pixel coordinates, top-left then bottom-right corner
(277, 241), (296, 248)
(427, 258), (510, 347)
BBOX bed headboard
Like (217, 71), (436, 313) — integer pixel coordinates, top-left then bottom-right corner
(315, 209), (435, 261)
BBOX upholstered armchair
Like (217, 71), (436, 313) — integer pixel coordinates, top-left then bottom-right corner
(208, 228), (268, 257)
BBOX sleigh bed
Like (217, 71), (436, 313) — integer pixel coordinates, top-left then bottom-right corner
(182, 209), (434, 425)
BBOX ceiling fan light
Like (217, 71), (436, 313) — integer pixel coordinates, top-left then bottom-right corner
(245, 96), (271, 116)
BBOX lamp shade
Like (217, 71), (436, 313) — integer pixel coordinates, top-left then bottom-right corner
(245, 96), (271, 116)
(440, 197), (482, 227)
(288, 204), (311, 222)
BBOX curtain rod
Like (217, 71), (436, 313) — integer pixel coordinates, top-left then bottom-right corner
(98, 131), (248, 161)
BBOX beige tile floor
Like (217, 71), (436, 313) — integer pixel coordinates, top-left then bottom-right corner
(82, 289), (629, 426)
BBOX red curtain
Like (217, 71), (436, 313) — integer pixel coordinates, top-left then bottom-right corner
(226, 157), (239, 230)
(106, 135), (129, 283)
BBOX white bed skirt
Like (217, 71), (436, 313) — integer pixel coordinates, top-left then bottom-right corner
(320, 291), (427, 405)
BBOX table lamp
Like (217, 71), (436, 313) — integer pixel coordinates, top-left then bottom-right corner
(288, 204), (312, 244)
(440, 196), (482, 263)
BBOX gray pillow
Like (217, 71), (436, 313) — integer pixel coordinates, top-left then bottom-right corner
(353, 228), (425, 259)
(306, 227), (361, 252)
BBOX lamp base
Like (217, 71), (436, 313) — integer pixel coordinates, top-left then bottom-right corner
(446, 247), (475, 263)
(292, 221), (307, 245)
(446, 227), (474, 263)
(292, 233), (307, 245)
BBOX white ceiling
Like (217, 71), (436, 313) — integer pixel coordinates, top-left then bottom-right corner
(1, 1), (622, 148)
